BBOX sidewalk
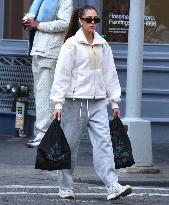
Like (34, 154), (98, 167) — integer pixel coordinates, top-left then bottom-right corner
(74, 139), (169, 187)
(0, 135), (169, 187)
(74, 166), (169, 187)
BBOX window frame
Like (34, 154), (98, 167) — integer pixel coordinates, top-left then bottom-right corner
(0, 0), (29, 55)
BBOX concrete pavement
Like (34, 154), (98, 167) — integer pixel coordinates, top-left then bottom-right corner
(0, 135), (169, 187)
(73, 139), (169, 187)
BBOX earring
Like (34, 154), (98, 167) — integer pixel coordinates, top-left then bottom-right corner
(79, 21), (82, 26)
(79, 18), (82, 26)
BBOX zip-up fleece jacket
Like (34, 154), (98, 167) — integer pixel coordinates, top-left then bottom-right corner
(50, 28), (121, 109)
(30, 0), (72, 59)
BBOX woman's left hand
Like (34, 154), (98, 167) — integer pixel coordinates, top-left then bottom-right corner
(113, 108), (120, 118)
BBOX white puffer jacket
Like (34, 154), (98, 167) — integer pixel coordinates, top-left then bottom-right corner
(30, 0), (73, 59)
(50, 28), (121, 109)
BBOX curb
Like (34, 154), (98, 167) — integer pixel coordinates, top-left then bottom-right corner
(74, 178), (169, 187)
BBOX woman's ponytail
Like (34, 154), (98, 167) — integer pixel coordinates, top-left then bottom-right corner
(64, 9), (80, 42)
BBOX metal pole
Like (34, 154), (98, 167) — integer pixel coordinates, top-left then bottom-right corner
(123, 0), (156, 170)
(126, 0), (145, 119)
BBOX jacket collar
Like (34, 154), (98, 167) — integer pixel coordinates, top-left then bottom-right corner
(75, 28), (106, 45)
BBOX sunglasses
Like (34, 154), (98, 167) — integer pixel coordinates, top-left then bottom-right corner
(81, 17), (100, 24)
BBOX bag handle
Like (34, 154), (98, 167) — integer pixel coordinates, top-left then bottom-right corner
(54, 117), (61, 124)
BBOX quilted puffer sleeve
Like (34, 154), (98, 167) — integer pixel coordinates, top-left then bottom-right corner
(38, 0), (73, 33)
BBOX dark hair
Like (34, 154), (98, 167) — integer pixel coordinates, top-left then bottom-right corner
(64, 5), (98, 42)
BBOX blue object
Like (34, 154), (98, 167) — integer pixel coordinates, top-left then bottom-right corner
(29, 0), (59, 22)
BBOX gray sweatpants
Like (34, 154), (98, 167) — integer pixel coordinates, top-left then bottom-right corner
(58, 98), (118, 188)
(32, 56), (56, 136)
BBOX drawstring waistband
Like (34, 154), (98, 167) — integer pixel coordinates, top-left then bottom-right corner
(79, 100), (90, 118)
(87, 99), (89, 117)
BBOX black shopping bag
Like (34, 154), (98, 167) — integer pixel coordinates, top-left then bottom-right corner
(28, 29), (36, 55)
(35, 119), (71, 171)
(109, 117), (135, 169)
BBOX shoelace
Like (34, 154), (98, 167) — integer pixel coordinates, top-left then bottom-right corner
(59, 188), (73, 193)
(107, 183), (122, 194)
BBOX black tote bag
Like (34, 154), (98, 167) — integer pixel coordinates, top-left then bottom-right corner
(35, 119), (71, 171)
(109, 117), (135, 169)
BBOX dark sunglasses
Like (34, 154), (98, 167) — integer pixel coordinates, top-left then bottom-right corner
(81, 17), (100, 24)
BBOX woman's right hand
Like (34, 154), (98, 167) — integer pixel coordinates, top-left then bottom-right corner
(53, 109), (62, 121)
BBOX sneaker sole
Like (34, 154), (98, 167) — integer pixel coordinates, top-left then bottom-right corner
(64, 196), (75, 199)
(25, 143), (39, 148)
(120, 187), (132, 198)
(59, 195), (75, 199)
(108, 187), (132, 200)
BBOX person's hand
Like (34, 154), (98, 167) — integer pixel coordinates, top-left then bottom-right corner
(53, 109), (62, 121)
(113, 108), (120, 118)
(22, 19), (28, 29)
(23, 19), (39, 30)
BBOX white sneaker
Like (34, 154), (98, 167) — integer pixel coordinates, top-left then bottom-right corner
(58, 188), (75, 199)
(25, 132), (44, 148)
(107, 183), (132, 200)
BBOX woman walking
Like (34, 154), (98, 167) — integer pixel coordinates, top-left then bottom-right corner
(50, 5), (132, 200)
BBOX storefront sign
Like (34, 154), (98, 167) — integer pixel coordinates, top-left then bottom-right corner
(103, 0), (169, 43)
(102, 0), (130, 42)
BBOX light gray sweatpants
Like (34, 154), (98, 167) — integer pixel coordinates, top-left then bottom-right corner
(32, 56), (56, 136)
(58, 98), (118, 188)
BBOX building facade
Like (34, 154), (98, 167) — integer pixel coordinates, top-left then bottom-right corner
(0, 0), (169, 142)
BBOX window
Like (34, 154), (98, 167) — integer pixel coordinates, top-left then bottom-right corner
(102, 0), (129, 43)
(3, 0), (33, 40)
(102, 0), (169, 44)
(144, 0), (169, 43)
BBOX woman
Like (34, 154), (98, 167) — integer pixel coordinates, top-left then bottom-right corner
(50, 5), (132, 200)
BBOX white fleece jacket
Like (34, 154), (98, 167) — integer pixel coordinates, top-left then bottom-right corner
(50, 28), (121, 109)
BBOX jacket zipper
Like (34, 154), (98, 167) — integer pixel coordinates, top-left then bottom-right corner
(92, 45), (96, 99)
